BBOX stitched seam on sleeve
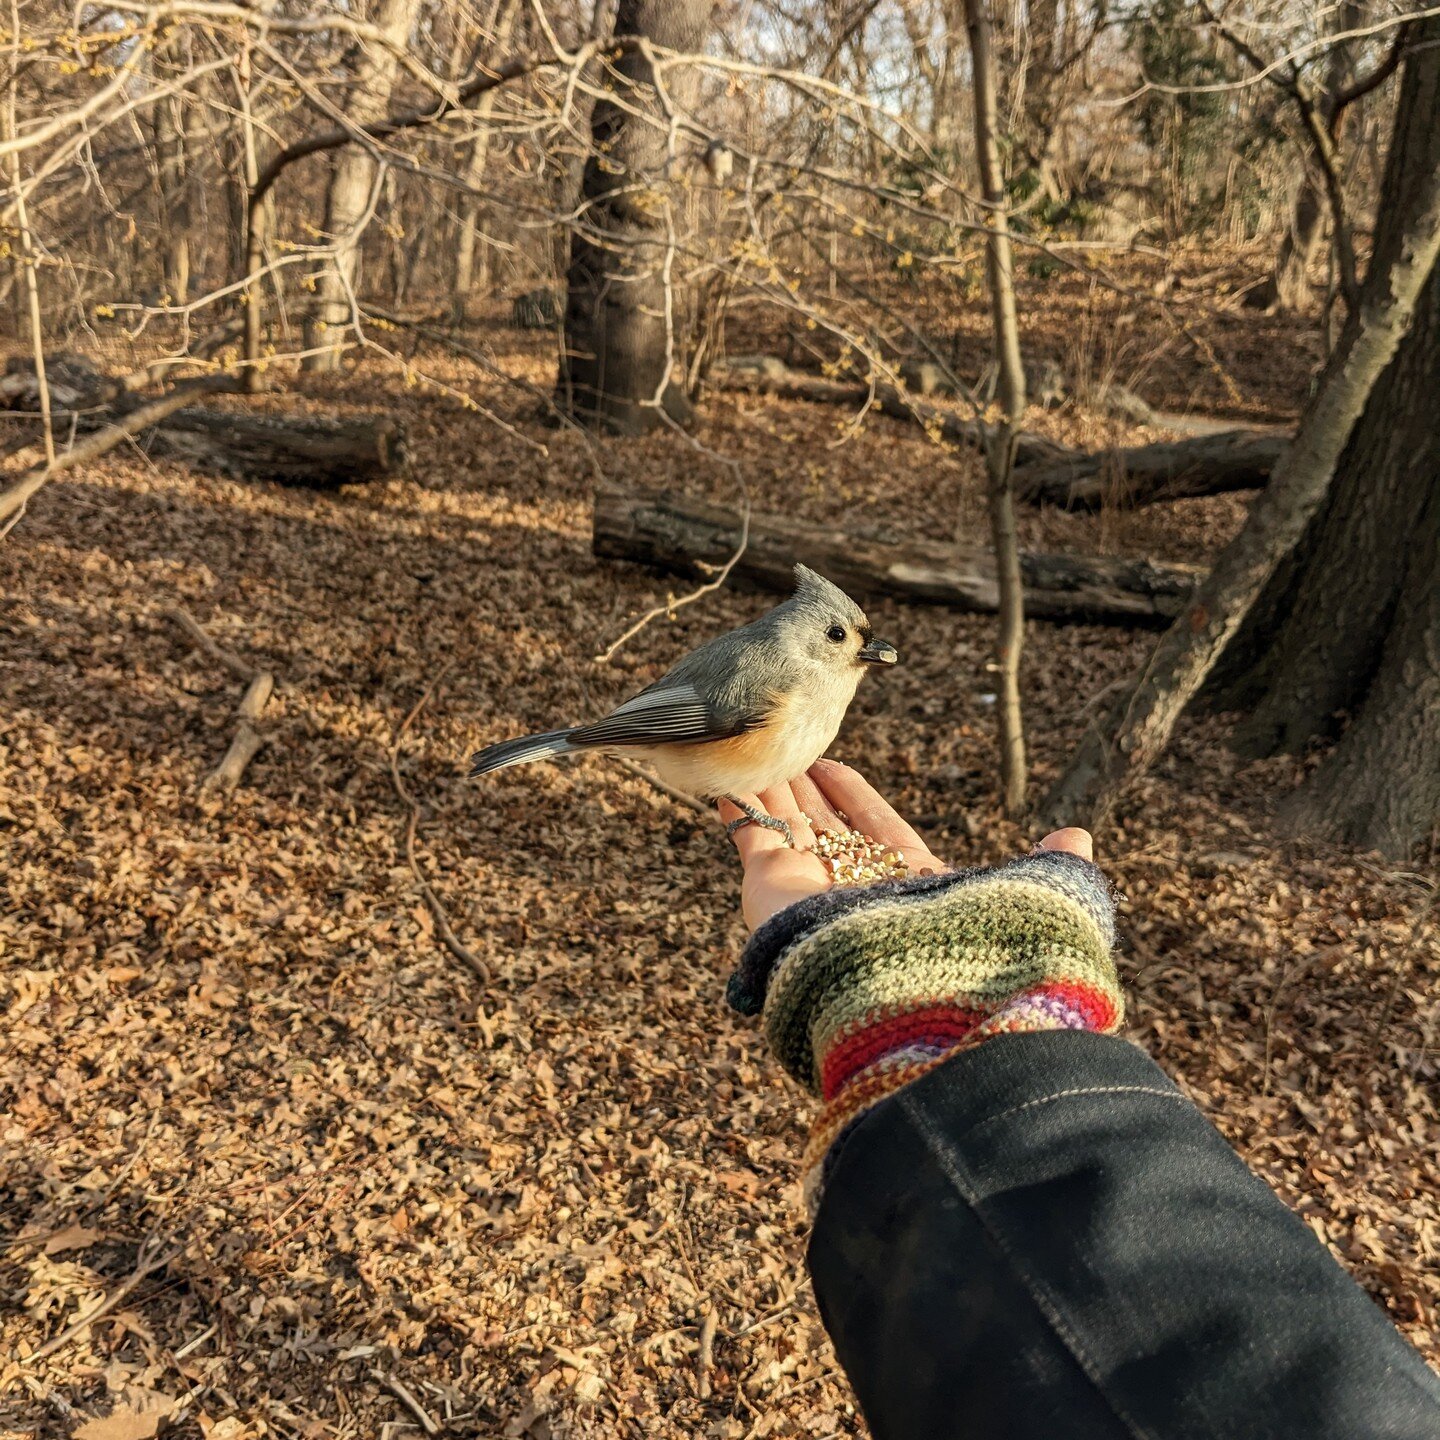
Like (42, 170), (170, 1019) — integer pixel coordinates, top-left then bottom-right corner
(900, 1086), (1173, 1440)
(964, 1085), (1185, 1143)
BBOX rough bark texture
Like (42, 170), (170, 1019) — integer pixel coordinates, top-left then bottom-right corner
(1215, 264), (1440, 756)
(593, 487), (1202, 627)
(304, 0), (417, 372)
(555, 0), (715, 433)
(1278, 474), (1440, 855)
(1016, 429), (1286, 509)
(1037, 19), (1440, 837)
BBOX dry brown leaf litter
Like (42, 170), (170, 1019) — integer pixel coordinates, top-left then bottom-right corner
(2, 260), (1436, 1439)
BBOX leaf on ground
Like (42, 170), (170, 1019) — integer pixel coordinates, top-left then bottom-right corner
(74, 1390), (175, 1440)
(43, 1224), (105, 1256)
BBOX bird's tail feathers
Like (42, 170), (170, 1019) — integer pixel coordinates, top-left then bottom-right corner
(468, 728), (577, 778)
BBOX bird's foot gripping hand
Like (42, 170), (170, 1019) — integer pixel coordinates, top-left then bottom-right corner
(727, 849), (1123, 1210)
(724, 795), (796, 849)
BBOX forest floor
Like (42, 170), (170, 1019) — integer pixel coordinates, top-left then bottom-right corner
(2, 250), (1437, 1439)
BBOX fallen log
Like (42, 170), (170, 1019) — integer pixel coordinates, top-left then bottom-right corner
(0, 354), (406, 488)
(712, 361), (1065, 469)
(145, 410), (405, 487)
(0, 377), (237, 529)
(1015, 429), (1288, 509)
(593, 487), (1202, 627)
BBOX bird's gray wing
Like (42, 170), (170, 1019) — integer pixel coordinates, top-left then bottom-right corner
(568, 681), (768, 749)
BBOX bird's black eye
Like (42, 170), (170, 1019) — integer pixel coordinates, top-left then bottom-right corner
(826, 624), (847, 643)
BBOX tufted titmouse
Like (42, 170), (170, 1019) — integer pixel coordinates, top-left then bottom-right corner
(468, 565), (898, 845)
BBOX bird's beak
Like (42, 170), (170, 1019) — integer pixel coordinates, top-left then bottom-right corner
(857, 637), (899, 665)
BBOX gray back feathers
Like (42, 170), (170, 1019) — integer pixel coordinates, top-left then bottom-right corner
(638, 564), (869, 729)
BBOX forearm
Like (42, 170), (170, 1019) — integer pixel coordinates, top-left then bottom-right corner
(728, 844), (1440, 1440)
(807, 1031), (1440, 1440)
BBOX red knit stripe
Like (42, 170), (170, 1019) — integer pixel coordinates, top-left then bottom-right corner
(1031, 979), (1119, 1031)
(821, 1004), (984, 1100)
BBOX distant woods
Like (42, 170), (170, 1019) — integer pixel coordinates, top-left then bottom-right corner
(4, 0), (1438, 852)
(6, 1), (1415, 382)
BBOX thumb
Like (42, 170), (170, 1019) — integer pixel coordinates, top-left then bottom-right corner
(1036, 826), (1094, 862)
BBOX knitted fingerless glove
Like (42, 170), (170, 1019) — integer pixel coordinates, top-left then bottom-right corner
(726, 849), (1122, 1208)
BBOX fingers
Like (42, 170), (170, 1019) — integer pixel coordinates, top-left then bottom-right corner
(717, 786), (816, 863)
(809, 759), (928, 855)
(808, 759), (948, 875)
(789, 771), (848, 835)
(1036, 826), (1094, 861)
(718, 788), (830, 931)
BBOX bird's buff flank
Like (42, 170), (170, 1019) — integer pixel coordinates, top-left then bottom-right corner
(726, 849), (1123, 1210)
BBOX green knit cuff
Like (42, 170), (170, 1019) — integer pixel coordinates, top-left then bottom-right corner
(731, 850), (1121, 1094)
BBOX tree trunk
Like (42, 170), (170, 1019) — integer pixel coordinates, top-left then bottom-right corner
(1203, 108), (1440, 854)
(1277, 478), (1440, 855)
(1038, 19), (1440, 835)
(450, 0), (521, 319)
(1016, 429), (1287, 509)
(1214, 262), (1440, 757)
(964, 0), (1028, 817)
(1246, 3), (1362, 313)
(593, 487), (1203, 626)
(0, 355), (404, 488)
(147, 412), (406, 486)
(555, 0), (715, 434)
(152, 37), (193, 306)
(1255, 178), (1328, 312)
(303, 0), (418, 373)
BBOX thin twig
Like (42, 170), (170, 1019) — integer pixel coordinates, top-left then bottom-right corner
(162, 606), (258, 684)
(388, 666), (492, 986)
(373, 1370), (442, 1436)
(595, 502), (751, 664)
(202, 670), (275, 794)
(161, 607), (274, 794)
(172, 1322), (218, 1361)
(696, 1308), (719, 1399)
(23, 1237), (183, 1367)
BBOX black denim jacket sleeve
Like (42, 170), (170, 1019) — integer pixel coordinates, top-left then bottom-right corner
(807, 1031), (1440, 1440)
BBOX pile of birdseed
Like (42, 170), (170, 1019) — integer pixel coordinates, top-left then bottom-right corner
(810, 825), (911, 885)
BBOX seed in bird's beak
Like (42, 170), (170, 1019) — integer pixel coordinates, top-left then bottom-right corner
(857, 638), (899, 665)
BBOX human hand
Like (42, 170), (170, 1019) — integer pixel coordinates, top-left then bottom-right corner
(719, 759), (1093, 932)
(721, 769), (1117, 1205)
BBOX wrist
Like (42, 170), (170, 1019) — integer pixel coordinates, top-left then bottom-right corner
(728, 850), (1123, 1206)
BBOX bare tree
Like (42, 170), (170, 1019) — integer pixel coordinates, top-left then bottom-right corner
(1203, 17), (1440, 855)
(964, 0), (1028, 817)
(555, 0), (716, 433)
(1206, 1), (1409, 314)
(304, 0), (421, 372)
(450, 0), (522, 318)
(1040, 14), (1440, 838)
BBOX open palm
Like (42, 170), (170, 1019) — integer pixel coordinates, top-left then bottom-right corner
(720, 759), (1092, 932)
